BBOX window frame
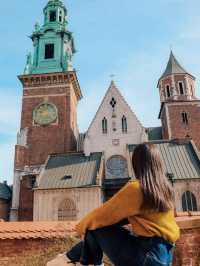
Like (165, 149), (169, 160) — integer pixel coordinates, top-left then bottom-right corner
(122, 115), (128, 133)
(182, 191), (197, 212)
(165, 85), (171, 98)
(49, 10), (57, 22)
(102, 117), (108, 134)
(178, 81), (185, 95)
(58, 198), (77, 221)
(181, 112), (189, 125)
(45, 43), (55, 59)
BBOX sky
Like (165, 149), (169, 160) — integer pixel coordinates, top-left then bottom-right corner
(1, 0), (200, 184)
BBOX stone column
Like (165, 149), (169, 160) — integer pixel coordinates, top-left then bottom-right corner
(9, 171), (21, 221)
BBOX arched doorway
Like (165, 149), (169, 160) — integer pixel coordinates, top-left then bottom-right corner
(182, 191), (197, 211)
(58, 198), (77, 221)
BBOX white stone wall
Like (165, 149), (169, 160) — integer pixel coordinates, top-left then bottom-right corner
(10, 171), (21, 221)
(33, 186), (102, 221)
(84, 82), (147, 174)
(174, 179), (200, 211)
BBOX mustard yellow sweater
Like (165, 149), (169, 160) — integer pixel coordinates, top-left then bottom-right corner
(76, 180), (180, 243)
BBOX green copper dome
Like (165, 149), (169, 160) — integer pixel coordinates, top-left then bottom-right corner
(24, 0), (75, 75)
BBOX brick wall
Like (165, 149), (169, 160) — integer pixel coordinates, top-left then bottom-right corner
(161, 102), (200, 151)
(0, 217), (199, 266)
(173, 215), (200, 266)
(18, 176), (35, 221)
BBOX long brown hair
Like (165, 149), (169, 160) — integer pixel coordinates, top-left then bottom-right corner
(132, 143), (174, 212)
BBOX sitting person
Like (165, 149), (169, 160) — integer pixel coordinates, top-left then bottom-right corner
(48, 143), (180, 266)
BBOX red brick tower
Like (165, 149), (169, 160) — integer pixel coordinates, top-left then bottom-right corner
(158, 51), (200, 150)
(10, 0), (82, 221)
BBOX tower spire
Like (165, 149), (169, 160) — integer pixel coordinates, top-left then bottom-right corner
(159, 51), (192, 81)
(158, 51), (196, 104)
(23, 0), (75, 75)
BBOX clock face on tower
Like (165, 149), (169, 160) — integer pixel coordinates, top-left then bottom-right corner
(33, 103), (58, 126)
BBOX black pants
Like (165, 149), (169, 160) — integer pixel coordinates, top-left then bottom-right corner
(66, 223), (173, 266)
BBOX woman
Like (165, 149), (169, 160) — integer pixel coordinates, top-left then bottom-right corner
(48, 143), (180, 266)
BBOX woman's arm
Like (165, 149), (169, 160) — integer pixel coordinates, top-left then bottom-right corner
(76, 181), (142, 236)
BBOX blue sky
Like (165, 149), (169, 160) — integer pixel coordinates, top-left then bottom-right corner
(1, 0), (200, 184)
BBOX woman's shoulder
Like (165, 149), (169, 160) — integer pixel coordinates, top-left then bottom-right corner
(126, 179), (141, 190)
(128, 179), (140, 187)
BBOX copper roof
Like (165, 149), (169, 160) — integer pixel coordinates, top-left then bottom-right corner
(128, 140), (200, 180)
(0, 182), (12, 200)
(37, 152), (103, 190)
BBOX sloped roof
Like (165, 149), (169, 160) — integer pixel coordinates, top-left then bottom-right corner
(159, 51), (194, 81)
(86, 80), (145, 134)
(0, 183), (12, 201)
(147, 127), (163, 141)
(128, 140), (200, 180)
(37, 152), (103, 189)
(0, 221), (77, 240)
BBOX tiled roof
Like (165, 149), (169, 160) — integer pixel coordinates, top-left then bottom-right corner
(128, 140), (200, 180)
(147, 127), (163, 141)
(37, 152), (103, 189)
(0, 221), (77, 240)
(0, 213), (199, 240)
(0, 183), (12, 200)
(159, 51), (194, 80)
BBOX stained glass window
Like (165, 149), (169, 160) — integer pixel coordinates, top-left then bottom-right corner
(106, 155), (128, 179)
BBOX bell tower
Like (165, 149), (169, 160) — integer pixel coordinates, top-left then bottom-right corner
(10, 0), (82, 221)
(158, 51), (200, 150)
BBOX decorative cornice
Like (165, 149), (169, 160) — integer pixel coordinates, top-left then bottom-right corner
(18, 71), (82, 100)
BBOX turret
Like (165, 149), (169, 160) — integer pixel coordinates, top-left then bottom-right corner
(158, 51), (196, 103)
(24, 0), (75, 75)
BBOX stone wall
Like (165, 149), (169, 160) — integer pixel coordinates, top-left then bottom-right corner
(34, 186), (102, 221)
(84, 82), (147, 167)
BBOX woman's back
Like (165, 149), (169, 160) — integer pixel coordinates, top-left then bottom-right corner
(127, 180), (179, 243)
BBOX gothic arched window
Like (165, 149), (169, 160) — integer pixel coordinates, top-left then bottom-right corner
(102, 117), (108, 134)
(182, 191), (197, 212)
(166, 85), (171, 98)
(178, 82), (184, 95)
(106, 155), (128, 179)
(58, 198), (77, 221)
(122, 116), (127, 133)
(181, 112), (188, 125)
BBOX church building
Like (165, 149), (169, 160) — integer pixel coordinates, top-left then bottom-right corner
(10, 0), (200, 222)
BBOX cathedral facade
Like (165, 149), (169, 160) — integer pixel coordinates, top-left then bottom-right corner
(10, 0), (200, 222)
